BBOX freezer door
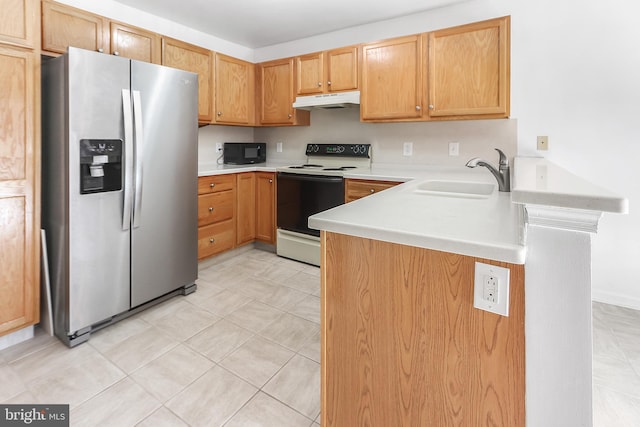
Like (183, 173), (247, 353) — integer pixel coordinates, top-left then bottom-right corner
(130, 60), (198, 307)
(66, 47), (132, 333)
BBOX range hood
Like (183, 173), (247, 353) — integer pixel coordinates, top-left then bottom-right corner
(292, 90), (360, 110)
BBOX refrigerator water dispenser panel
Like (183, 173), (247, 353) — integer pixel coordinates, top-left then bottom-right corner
(79, 139), (123, 194)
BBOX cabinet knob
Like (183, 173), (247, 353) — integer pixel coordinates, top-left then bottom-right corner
(415, 105), (421, 111)
(288, 113), (292, 118)
(113, 51), (120, 56)
(317, 82), (322, 87)
(97, 48), (104, 53)
(269, 179), (273, 183)
(209, 238), (215, 243)
(327, 81), (332, 86)
(208, 207), (214, 212)
(429, 104), (434, 110)
(370, 189), (375, 193)
(217, 111), (222, 116)
(210, 183), (215, 188)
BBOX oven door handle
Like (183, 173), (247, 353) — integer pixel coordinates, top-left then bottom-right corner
(277, 172), (344, 183)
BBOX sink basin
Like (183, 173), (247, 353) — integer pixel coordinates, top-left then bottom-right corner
(413, 180), (495, 198)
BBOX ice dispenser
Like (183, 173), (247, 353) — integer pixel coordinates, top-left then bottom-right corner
(79, 139), (123, 194)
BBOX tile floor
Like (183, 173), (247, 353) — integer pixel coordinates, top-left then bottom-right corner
(0, 247), (638, 426)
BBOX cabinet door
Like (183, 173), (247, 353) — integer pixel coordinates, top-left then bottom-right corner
(361, 35), (423, 121)
(428, 16), (510, 118)
(259, 58), (296, 124)
(0, 0), (37, 48)
(110, 22), (160, 64)
(215, 53), (254, 125)
(296, 51), (324, 95)
(41, 0), (109, 55)
(162, 37), (213, 123)
(255, 172), (275, 244)
(236, 172), (256, 246)
(326, 46), (359, 92)
(0, 46), (39, 336)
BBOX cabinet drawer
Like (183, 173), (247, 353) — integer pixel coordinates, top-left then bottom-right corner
(198, 191), (234, 226)
(198, 174), (235, 194)
(198, 219), (234, 259)
(345, 179), (401, 202)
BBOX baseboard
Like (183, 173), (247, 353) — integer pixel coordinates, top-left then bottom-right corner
(0, 326), (34, 351)
(592, 290), (640, 311)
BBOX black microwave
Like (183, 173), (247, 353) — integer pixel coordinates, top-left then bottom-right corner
(223, 142), (266, 165)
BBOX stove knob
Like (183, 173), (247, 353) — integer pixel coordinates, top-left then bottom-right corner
(312, 145), (319, 153)
(337, 146), (345, 153)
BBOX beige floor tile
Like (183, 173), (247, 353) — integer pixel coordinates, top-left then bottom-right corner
(281, 271), (320, 295)
(593, 321), (626, 361)
(297, 329), (320, 363)
(0, 327), (58, 364)
(594, 384), (640, 427)
(131, 344), (214, 403)
(301, 264), (320, 277)
(27, 347), (124, 408)
(259, 313), (320, 352)
(10, 341), (96, 384)
(0, 364), (26, 401)
(263, 354), (320, 419)
(71, 377), (160, 426)
(135, 406), (188, 427)
(186, 319), (253, 362)
(89, 317), (153, 354)
(137, 298), (192, 323)
(190, 289), (252, 317)
(192, 277), (226, 298)
(2, 390), (37, 404)
(225, 300), (284, 333)
(165, 365), (257, 427)
(151, 302), (220, 342)
(225, 391), (312, 427)
(101, 327), (178, 374)
(220, 336), (294, 388)
(258, 263), (301, 284)
(288, 295), (320, 324)
(234, 278), (279, 300)
(593, 355), (640, 398)
(255, 284), (309, 312)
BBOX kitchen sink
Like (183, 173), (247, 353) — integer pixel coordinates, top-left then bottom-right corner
(412, 180), (496, 198)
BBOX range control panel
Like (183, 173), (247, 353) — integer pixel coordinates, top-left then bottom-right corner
(305, 143), (371, 158)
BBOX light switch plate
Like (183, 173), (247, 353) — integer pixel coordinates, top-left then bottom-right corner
(537, 135), (549, 151)
(473, 262), (510, 316)
(276, 142), (283, 153)
(448, 142), (460, 156)
(403, 142), (413, 156)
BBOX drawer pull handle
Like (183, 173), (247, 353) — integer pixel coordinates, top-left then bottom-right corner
(269, 179), (273, 183)
(208, 207), (214, 212)
(370, 189), (375, 193)
(210, 183), (215, 188)
(97, 48), (104, 53)
(209, 238), (215, 243)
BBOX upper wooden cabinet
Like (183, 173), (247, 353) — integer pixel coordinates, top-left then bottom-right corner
(361, 35), (424, 121)
(258, 57), (310, 126)
(162, 37), (213, 124)
(41, 0), (109, 55)
(296, 46), (359, 95)
(214, 53), (255, 125)
(0, 0), (37, 48)
(110, 22), (161, 64)
(428, 16), (510, 119)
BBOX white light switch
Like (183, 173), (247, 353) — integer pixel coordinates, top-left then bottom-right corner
(474, 262), (510, 316)
(403, 142), (413, 156)
(276, 142), (283, 153)
(448, 142), (459, 156)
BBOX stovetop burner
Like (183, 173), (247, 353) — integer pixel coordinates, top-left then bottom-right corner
(277, 143), (372, 177)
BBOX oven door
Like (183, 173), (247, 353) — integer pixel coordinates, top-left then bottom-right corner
(277, 172), (344, 237)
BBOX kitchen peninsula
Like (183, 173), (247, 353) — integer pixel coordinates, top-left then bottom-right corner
(309, 157), (627, 427)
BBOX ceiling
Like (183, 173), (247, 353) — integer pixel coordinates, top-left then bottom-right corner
(113, 0), (467, 48)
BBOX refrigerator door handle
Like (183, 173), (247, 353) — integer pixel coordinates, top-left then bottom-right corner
(132, 90), (144, 229)
(122, 89), (134, 231)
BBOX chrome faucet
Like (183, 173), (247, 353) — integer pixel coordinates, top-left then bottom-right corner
(465, 148), (511, 192)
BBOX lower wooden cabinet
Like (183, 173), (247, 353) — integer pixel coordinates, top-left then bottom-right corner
(198, 171), (277, 260)
(344, 178), (401, 203)
(255, 172), (276, 244)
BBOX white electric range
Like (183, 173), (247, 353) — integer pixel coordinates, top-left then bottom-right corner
(275, 143), (372, 266)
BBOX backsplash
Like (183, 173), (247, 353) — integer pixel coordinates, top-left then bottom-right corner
(199, 109), (517, 166)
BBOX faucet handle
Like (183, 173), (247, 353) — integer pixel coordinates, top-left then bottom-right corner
(495, 148), (508, 166)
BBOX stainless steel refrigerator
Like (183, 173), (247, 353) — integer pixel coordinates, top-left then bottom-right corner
(41, 47), (198, 346)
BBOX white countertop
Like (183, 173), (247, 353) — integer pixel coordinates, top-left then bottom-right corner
(511, 157), (628, 213)
(198, 161), (289, 176)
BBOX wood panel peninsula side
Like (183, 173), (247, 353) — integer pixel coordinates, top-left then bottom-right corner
(320, 232), (525, 426)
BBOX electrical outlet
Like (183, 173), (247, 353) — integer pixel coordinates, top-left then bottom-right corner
(474, 262), (510, 316)
(537, 136), (549, 151)
(448, 142), (460, 156)
(403, 142), (413, 156)
(276, 142), (283, 153)
(215, 143), (223, 153)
